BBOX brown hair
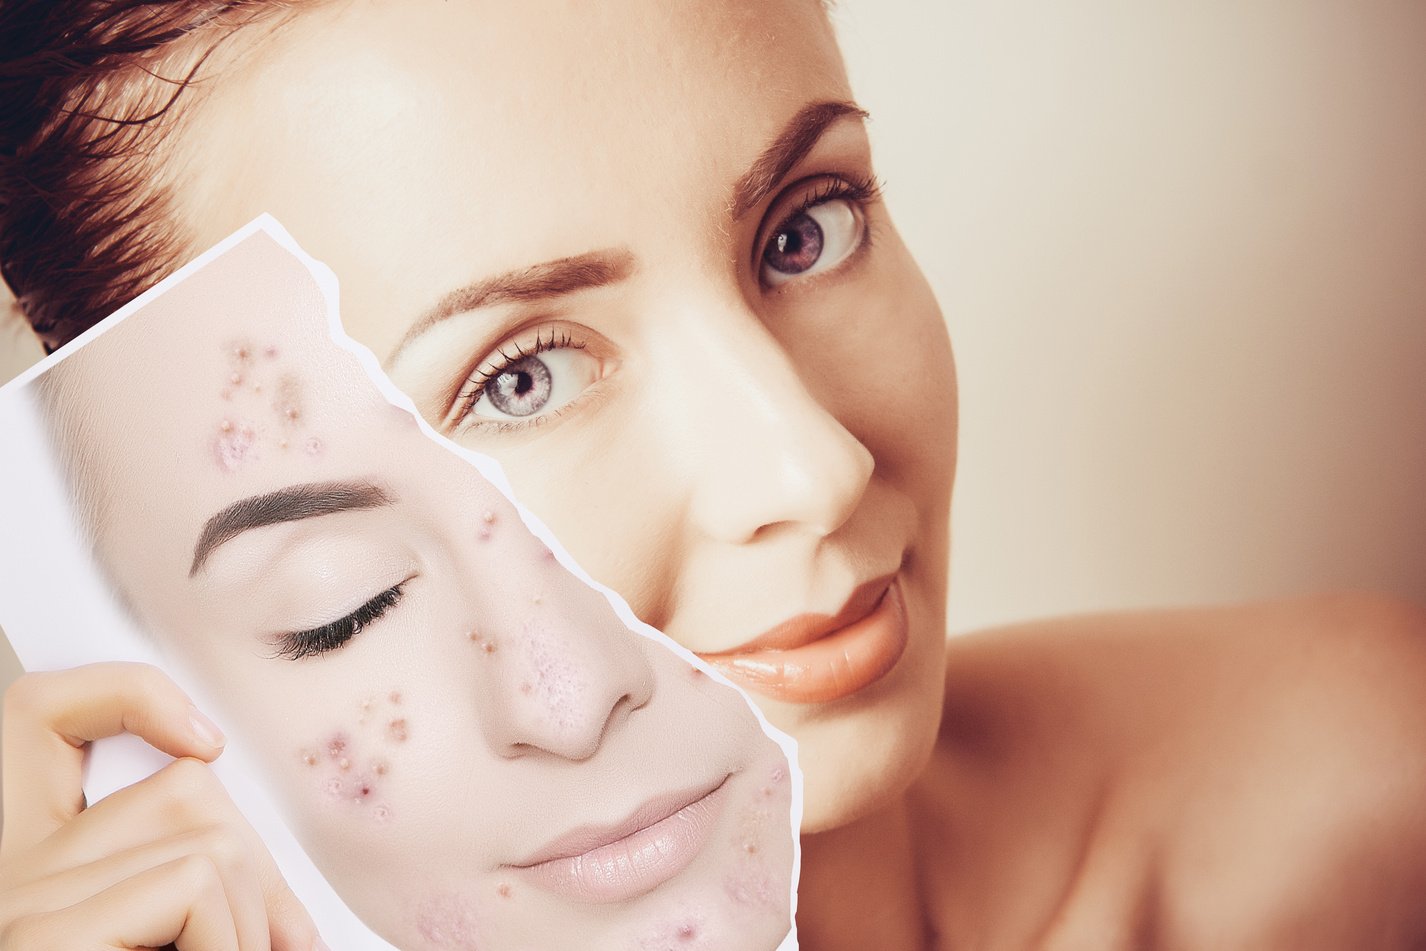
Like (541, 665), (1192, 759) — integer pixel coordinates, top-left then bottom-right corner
(0, 1), (296, 351)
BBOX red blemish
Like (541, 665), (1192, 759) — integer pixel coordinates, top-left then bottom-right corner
(325, 734), (348, 759)
(477, 527), (492, 541)
(389, 690), (403, 704)
(388, 718), (408, 742)
(415, 895), (484, 949)
(264, 344), (278, 358)
(213, 423), (257, 473)
(519, 682), (533, 695)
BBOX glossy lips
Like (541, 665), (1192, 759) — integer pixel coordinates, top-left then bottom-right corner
(699, 574), (909, 704)
(508, 776), (730, 903)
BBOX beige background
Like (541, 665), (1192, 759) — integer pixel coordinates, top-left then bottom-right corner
(2, 1), (1425, 781)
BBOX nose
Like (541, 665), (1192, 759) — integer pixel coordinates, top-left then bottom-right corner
(473, 608), (655, 761)
(668, 308), (875, 544)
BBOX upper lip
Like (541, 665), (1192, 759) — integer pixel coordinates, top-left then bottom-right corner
(705, 571), (900, 656)
(508, 774), (729, 868)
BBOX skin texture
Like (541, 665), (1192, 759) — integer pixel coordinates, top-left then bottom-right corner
(33, 233), (794, 950)
(9, 0), (1426, 948)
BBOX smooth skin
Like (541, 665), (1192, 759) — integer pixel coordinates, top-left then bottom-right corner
(0, 664), (324, 950)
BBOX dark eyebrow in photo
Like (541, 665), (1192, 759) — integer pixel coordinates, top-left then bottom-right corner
(190, 481), (393, 577)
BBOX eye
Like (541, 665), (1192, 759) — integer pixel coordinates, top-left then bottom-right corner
(759, 177), (877, 287)
(458, 329), (601, 427)
(272, 581), (408, 660)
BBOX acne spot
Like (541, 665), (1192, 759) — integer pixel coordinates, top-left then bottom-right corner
(388, 718), (409, 743)
(229, 372), (243, 386)
(414, 895), (485, 950)
(338, 757), (352, 771)
(497, 883), (512, 899)
(389, 690), (403, 705)
(540, 545), (556, 563)
(301, 751), (318, 767)
(212, 421), (258, 473)
(477, 527), (492, 541)
(304, 436), (324, 457)
(373, 759), (390, 776)
(264, 344), (279, 359)
(723, 866), (778, 909)
(221, 388), (233, 401)
(517, 619), (589, 731)
(640, 909), (710, 950)
(481, 510), (497, 525)
(373, 804), (392, 822)
(530, 594), (543, 606)
(274, 375), (304, 425)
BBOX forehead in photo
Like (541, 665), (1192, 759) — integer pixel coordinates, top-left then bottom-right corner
(30, 230), (796, 951)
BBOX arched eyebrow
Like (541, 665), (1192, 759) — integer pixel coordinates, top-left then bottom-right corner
(189, 480), (393, 578)
(730, 99), (870, 218)
(390, 99), (868, 362)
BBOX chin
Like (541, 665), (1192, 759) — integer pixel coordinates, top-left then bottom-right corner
(789, 619), (948, 833)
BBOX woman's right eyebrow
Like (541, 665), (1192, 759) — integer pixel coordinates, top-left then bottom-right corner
(390, 249), (635, 363)
(189, 480), (393, 578)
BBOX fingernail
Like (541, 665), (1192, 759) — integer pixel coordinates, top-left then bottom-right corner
(188, 705), (226, 748)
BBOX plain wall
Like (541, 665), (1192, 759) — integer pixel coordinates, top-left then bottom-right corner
(2, 1), (1425, 812)
(833, 0), (1426, 631)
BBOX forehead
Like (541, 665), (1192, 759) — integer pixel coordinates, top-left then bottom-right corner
(174, 0), (849, 353)
(61, 233), (397, 577)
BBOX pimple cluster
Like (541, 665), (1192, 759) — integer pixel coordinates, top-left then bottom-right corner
(297, 689), (412, 823)
(209, 339), (323, 472)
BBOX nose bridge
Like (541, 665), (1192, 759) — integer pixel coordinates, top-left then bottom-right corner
(667, 295), (875, 543)
(472, 608), (654, 761)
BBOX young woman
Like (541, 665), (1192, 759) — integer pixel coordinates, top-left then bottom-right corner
(2, 228), (796, 950)
(2, 1), (1425, 948)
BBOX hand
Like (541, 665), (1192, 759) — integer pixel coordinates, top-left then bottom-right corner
(0, 663), (326, 950)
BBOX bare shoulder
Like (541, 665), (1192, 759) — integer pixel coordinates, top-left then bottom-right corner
(941, 593), (1426, 949)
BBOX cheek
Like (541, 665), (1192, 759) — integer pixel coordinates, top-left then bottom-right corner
(293, 689), (410, 824)
(721, 762), (793, 912)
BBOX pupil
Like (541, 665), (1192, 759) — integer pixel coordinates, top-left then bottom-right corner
(487, 355), (553, 417)
(765, 212), (823, 275)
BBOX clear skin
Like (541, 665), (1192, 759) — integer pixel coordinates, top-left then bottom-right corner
(10, 0), (1426, 948)
(21, 233), (793, 951)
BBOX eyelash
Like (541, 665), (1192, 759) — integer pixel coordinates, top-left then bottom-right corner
(446, 171), (883, 435)
(271, 581), (408, 660)
(453, 327), (587, 427)
(759, 171), (884, 271)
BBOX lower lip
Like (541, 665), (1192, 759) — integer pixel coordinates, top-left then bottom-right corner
(510, 779), (729, 903)
(701, 577), (910, 704)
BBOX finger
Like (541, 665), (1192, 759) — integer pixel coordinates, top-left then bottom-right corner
(1, 663), (225, 854)
(26, 758), (321, 951)
(5, 854), (240, 951)
(4, 825), (271, 951)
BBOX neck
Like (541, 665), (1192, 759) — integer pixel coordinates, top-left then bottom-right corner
(795, 793), (930, 951)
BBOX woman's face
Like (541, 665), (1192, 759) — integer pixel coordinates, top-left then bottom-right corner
(60, 234), (794, 950)
(171, 0), (958, 829)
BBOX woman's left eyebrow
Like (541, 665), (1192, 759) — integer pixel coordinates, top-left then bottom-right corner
(730, 99), (870, 219)
(392, 249), (634, 363)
